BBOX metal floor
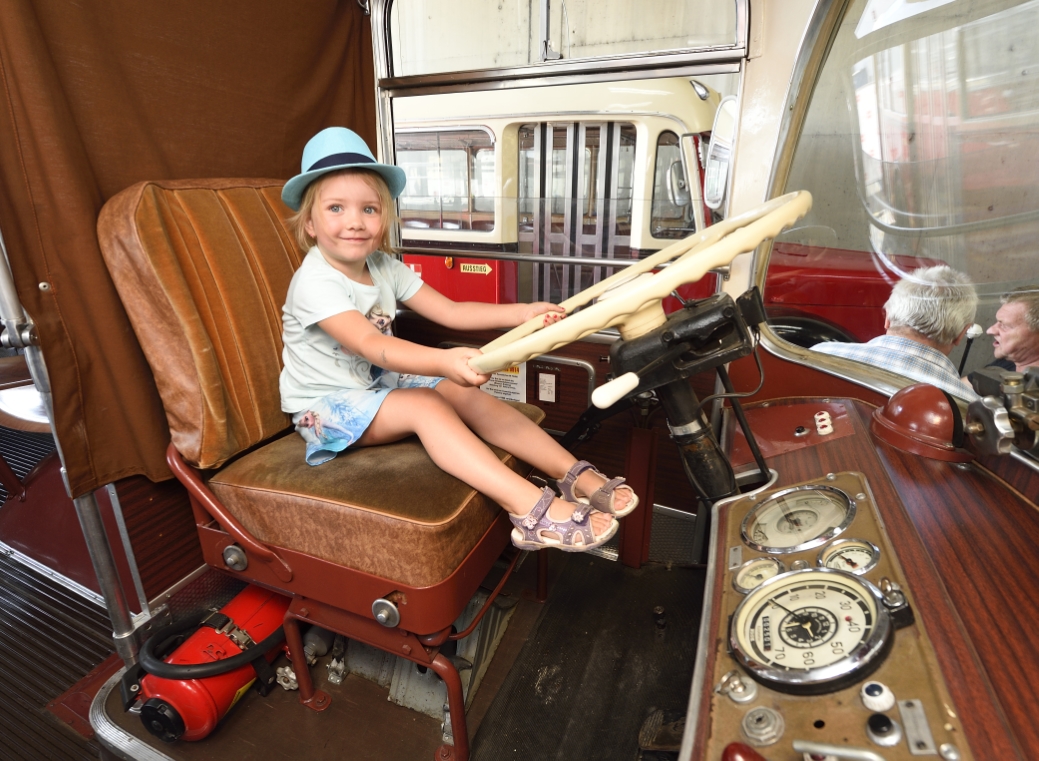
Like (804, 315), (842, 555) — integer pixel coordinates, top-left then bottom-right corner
(0, 549), (111, 760)
(0, 424), (110, 760)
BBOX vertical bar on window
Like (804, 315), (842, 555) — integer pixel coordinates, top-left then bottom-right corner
(593, 122), (608, 286)
(561, 122), (575, 300)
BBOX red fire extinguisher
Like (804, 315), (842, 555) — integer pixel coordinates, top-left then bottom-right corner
(135, 585), (290, 742)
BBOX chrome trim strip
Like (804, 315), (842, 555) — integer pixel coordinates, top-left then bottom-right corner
(147, 563), (211, 613)
(0, 541), (105, 607)
(382, 49), (746, 90)
(1010, 448), (1039, 477)
(757, 324), (911, 400)
(381, 63), (742, 98)
(652, 503), (697, 522)
(106, 483), (151, 617)
(680, 467), (779, 761)
(91, 669), (175, 761)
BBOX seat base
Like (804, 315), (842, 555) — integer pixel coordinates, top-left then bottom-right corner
(195, 510), (512, 635)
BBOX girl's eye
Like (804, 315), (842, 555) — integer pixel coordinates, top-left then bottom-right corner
(328, 204), (342, 213)
(364, 205), (378, 214)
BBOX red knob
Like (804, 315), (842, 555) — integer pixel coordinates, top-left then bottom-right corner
(721, 742), (769, 761)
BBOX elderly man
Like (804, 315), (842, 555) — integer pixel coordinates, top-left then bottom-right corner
(987, 286), (1039, 373)
(812, 265), (979, 401)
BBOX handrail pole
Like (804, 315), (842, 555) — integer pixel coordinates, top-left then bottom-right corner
(0, 222), (140, 663)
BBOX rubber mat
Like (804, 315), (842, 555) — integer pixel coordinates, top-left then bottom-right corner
(0, 549), (112, 761)
(470, 554), (705, 761)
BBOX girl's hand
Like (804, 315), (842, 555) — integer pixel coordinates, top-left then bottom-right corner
(441, 346), (492, 387)
(519, 302), (566, 327)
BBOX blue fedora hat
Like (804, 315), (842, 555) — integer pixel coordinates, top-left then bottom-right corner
(282, 127), (407, 210)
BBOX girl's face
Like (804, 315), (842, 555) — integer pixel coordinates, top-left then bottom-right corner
(305, 173), (385, 277)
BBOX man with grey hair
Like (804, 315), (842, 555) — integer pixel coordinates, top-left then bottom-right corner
(987, 286), (1039, 373)
(812, 265), (979, 401)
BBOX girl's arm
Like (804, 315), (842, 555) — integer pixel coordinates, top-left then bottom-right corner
(318, 310), (490, 387)
(402, 284), (564, 331)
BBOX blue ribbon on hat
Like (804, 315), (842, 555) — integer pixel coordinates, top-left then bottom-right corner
(307, 152), (376, 172)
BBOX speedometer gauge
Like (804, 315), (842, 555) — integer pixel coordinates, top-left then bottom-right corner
(730, 568), (893, 694)
(741, 485), (856, 554)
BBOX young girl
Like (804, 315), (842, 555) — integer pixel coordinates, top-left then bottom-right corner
(280, 127), (637, 552)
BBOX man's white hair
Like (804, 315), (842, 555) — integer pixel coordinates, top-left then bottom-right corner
(884, 265), (978, 346)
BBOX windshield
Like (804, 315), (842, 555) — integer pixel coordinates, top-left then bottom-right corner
(769, 0), (1039, 384)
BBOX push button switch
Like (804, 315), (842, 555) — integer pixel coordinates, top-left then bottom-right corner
(866, 712), (902, 747)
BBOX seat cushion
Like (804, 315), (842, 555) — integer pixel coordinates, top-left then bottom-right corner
(209, 402), (545, 588)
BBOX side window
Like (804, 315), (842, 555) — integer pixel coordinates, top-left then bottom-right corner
(518, 121), (637, 302)
(394, 129), (495, 231)
(651, 131), (694, 239)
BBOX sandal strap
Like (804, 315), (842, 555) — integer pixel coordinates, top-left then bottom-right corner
(509, 487), (610, 548)
(556, 460), (601, 502)
(589, 477), (632, 515)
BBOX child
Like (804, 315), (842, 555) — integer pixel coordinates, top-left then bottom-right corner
(280, 127), (638, 552)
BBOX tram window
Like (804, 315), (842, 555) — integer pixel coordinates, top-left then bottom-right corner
(651, 131), (694, 239)
(518, 121), (637, 302)
(395, 129), (495, 232)
(388, 0), (741, 77)
(771, 0), (1039, 375)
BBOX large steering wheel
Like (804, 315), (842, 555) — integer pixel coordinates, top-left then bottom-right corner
(470, 192), (812, 384)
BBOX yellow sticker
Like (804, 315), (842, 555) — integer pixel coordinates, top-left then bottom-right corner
(460, 263), (492, 275)
(227, 677), (257, 714)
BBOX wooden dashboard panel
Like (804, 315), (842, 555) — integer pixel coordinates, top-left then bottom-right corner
(686, 397), (1030, 760)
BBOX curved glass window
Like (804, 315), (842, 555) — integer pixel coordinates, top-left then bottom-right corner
(770, 0), (1039, 377)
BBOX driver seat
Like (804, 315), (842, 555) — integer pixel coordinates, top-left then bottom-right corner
(97, 178), (544, 760)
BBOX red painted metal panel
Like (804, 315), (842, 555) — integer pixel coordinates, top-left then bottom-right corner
(764, 243), (943, 341)
(402, 255), (517, 304)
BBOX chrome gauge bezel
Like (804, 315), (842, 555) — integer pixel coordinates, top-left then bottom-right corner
(740, 484), (856, 554)
(729, 568), (893, 695)
(732, 556), (786, 594)
(817, 538), (880, 575)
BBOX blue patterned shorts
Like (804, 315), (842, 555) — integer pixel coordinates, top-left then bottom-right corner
(293, 373), (444, 465)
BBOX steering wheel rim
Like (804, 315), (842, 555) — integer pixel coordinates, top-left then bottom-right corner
(470, 191), (813, 375)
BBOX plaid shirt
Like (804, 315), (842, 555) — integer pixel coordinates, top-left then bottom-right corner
(812, 334), (979, 402)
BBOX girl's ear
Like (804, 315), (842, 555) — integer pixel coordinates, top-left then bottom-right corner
(304, 214), (315, 238)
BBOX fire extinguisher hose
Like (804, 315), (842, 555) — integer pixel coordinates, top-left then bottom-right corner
(139, 614), (285, 680)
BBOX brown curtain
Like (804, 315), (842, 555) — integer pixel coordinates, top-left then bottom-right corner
(0, 0), (377, 497)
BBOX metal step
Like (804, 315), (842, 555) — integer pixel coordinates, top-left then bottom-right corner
(0, 547), (112, 760)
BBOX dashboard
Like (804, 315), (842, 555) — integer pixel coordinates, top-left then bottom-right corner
(683, 397), (1037, 760)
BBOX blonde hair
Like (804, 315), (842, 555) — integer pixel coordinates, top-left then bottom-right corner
(287, 168), (397, 253)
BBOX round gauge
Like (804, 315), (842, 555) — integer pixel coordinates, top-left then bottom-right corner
(818, 539), (880, 575)
(741, 485), (856, 554)
(730, 568), (893, 694)
(733, 557), (786, 594)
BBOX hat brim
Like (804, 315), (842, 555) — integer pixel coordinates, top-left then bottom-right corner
(282, 162), (406, 210)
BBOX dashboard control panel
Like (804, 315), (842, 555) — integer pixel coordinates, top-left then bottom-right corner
(694, 471), (971, 760)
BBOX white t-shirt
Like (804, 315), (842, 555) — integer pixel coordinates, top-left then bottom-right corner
(280, 248), (424, 412)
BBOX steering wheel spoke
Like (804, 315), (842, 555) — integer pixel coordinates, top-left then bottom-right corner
(470, 191), (812, 375)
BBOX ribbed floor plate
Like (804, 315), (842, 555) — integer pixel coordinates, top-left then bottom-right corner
(0, 548), (112, 760)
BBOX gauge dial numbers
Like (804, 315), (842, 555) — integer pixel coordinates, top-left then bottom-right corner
(741, 485), (856, 554)
(730, 568), (892, 694)
(817, 539), (880, 575)
(732, 557), (786, 594)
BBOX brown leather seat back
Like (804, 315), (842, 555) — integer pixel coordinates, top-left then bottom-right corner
(98, 179), (300, 469)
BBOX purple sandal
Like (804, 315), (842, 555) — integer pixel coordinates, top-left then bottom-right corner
(510, 486), (618, 552)
(556, 460), (639, 518)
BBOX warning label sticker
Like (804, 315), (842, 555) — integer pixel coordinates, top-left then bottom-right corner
(481, 363), (526, 403)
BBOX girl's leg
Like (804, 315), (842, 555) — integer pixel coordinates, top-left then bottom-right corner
(356, 388), (614, 536)
(434, 382), (635, 513)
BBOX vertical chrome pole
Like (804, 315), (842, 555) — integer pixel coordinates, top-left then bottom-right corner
(0, 224), (139, 663)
